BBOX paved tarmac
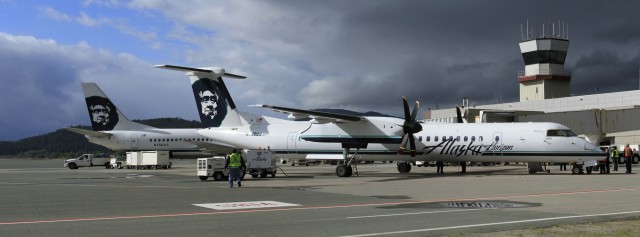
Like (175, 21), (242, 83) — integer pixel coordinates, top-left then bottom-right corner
(1, 159), (639, 237)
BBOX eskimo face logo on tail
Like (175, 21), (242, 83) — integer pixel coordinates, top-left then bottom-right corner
(85, 96), (119, 131)
(199, 90), (219, 119)
(193, 78), (227, 127)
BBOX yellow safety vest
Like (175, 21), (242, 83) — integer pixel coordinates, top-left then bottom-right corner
(612, 149), (619, 158)
(229, 153), (242, 167)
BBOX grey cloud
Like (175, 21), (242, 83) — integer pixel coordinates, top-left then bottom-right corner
(0, 33), (197, 140)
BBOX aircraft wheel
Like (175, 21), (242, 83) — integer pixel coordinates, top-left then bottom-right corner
(336, 165), (351, 177)
(397, 162), (412, 173)
(571, 166), (581, 175)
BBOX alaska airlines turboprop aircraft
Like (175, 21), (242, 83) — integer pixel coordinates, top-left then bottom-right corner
(158, 64), (605, 176)
(66, 81), (243, 157)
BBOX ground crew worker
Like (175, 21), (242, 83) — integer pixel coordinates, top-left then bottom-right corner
(624, 144), (632, 174)
(598, 155), (607, 174)
(605, 147), (611, 174)
(436, 161), (444, 174)
(612, 146), (619, 171)
(225, 149), (246, 188)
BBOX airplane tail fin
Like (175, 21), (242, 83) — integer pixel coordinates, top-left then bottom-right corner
(156, 65), (245, 128)
(81, 82), (155, 131)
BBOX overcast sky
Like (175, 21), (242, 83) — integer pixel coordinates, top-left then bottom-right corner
(1, 0), (639, 141)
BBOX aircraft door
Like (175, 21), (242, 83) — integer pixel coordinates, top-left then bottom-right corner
(131, 134), (138, 149)
(287, 132), (297, 153)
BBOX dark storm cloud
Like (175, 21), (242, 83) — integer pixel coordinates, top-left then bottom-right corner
(275, 0), (640, 114)
(572, 50), (640, 94)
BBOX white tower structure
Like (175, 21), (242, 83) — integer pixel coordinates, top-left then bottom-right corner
(518, 22), (571, 101)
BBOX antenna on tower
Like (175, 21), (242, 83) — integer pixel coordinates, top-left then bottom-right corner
(526, 20), (529, 40)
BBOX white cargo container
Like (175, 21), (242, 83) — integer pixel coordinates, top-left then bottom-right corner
(126, 151), (141, 169)
(127, 151), (171, 169)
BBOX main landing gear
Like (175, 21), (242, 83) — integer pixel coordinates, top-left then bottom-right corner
(571, 163), (585, 175)
(397, 161), (412, 173)
(335, 144), (365, 177)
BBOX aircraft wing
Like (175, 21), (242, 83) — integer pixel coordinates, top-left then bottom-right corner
(250, 104), (366, 123)
(65, 127), (112, 138)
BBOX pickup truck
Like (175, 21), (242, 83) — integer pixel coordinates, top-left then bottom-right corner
(64, 154), (111, 169)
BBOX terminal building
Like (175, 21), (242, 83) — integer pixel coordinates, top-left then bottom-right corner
(425, 26), (640, 148)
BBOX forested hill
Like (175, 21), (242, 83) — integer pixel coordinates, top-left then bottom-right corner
(0, 118), (201, 158)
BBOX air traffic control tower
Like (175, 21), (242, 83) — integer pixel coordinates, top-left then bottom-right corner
(518, 23), (571, 102)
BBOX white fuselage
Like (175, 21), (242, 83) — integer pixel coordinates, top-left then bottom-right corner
(197, 117), (605, 163)
(86, 128), (209, 151)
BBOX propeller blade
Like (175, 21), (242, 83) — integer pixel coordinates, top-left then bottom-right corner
(410, 101), (420, 121)
(402, 97), (410, 121)
(398, 134), (409, 154)
(409, 134), (416, 157)
(456, 106), (463, 123)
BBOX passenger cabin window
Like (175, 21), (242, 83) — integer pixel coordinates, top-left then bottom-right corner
(479, 136), (483, 142)
(546, 129), (578, 137)
(495, 136), (500, 142)
(426, 136), (431, 142)
(464, 136), (468, 142)
(456, 136), (460, 141)
(418, 136), (422, 142)
(435, 136), (438, 142)
(471, 136), (475, 142)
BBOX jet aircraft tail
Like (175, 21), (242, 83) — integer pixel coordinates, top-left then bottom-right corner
(156, 64), (245, 128)
(81, 82), (155, 131)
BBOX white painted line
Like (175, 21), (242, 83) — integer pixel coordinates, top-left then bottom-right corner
(193, 201), (301, 210)
(346, 208), (484, 219)
(339, 210), (640, 237)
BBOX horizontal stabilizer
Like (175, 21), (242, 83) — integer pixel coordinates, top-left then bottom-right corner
(155, 64), (246, 79)
(65, 127), (111, 138)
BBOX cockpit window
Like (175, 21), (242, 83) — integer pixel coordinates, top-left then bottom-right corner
(546, 129), (578, 137)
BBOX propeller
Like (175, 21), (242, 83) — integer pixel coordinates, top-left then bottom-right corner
(398, 97), (423, 157)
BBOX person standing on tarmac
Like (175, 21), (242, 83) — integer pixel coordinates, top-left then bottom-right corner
(612, 146), (620, 171)
(605, 147), (611, 174)
(624, 144), (633, 174)
(225, 149), (246, 188)
(436, 161), (444, 174)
